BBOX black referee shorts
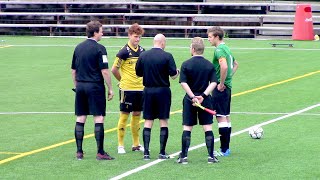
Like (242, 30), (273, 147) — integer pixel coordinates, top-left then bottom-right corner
(143, 87), (171, 120)
(75, 82), (106, 116)
(211, 87), (231, 117)
(183, 95), (213, 126)
(119, 90), (143, 113)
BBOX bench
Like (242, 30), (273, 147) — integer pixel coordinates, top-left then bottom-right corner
(270, 43), (294, 47)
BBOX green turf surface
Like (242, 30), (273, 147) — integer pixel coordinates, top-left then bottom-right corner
(0, 36), (319, 179)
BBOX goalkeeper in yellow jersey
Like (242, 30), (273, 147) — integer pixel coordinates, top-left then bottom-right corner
(111, 23), (145, 154)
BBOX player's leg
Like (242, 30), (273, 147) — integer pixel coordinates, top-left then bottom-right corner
(74, 82), (89, 160)
(158, 87), (171, 159)
(117, 90), (131, 154)
(90, 83), (114, 160)
(142, 87), (154, 160)
(75, 116), (86, 160)
(200, 97), (219, 163)
(143, 119), (153, 160)
(131, 111), (143, 151)
(225, 88), (232, 153)
(212, 88), (229, 156)
(177, 96), (197, 164)
(94, 116), (114, 160)
(131, 91), (144, 151)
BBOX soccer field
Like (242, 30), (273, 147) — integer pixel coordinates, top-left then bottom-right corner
(0, 36), (320, 179)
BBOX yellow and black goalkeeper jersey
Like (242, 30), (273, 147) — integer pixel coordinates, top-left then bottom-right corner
(113, 42), (145, 90)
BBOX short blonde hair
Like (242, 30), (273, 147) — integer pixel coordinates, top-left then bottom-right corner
(191, 37), (204, 54)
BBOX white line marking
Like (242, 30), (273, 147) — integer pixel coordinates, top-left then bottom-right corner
(232, 112), (320, 116)
(109, 103), (320, 180)
(3, 44), (320, 51)
(1, 111), (319, 116)
(0, 111), (118, 115)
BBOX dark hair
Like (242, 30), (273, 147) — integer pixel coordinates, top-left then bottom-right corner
(86, 20), (102, 38)
(128, 23), (145, 36)
(207, 26), (224, 40)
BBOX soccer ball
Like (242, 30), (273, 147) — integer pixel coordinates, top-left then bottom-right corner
(249, 126), (264, 139)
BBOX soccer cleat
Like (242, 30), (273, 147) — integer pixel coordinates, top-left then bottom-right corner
(96, 152), (115, 160)
(143, 155), (150, 160)
(208, 156), (219, 163)
(158, 154), (170, 159)
(214, 150), (224, 157)
(132, 145), (144, 152)
(214, 149), (231, 157)
(176, 154), (188, 164)
(222, 149), (231, 156)
(76, 152), (84, 160)
(118, 146), (126, 154)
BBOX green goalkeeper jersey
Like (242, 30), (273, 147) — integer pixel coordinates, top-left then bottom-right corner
(212, 42), (235, 89)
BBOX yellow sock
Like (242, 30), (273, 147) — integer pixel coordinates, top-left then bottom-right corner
(131, 115), (141, 147)
(118, 113), (129, 147)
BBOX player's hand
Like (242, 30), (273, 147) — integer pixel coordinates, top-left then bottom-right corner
(107, 89), (114, 101)
(192, 97), (200, 106)
(217, 83), (226, 92)
(195, 96), (204, 104)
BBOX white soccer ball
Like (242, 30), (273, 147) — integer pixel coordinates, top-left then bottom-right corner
(249, 126), (264, 139)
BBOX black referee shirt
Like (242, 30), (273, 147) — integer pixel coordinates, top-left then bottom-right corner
(71, 39), (108, 83)
(136, 48), (177, 87)
(179, 56), (217, 93)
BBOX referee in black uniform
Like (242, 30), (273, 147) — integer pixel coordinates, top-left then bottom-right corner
(177, 37), (219, 164)
(135, 34), (179, 160)
(71, 21), (114, 160)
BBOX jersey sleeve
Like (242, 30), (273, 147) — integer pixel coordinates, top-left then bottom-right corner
(179, 62), (187, 83)
(215, 48), (228, 60)
(112, 57), (123, 68)
(167, 53), (177, 76)
(116, 48), (129, 60)
(98, 45), (108, 70)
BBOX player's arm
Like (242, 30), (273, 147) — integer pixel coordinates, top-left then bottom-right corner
(71, 51), (77, 87)
(102, 69), (114, 101)
(170, 69), (180, 80)
(168, 54), (180, 80)
(196, 68), (217, 104)
(203, 82), (217, 97)
(111, 57), (122, 81)
(232, 60), (239, 76)
(219, 57), (228, 85)
(180, 82), (199, 104)
(71, 69), (77, 87)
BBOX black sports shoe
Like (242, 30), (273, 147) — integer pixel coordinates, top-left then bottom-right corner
(158, 154), (170, 159)
(176, 154), (188, 164)
(143, 155), (150, 160)
(76, 152), (83, 160)
(96, 152), (115, 160)
(208, 156), (219, 163)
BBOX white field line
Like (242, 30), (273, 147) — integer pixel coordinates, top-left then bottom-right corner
(109, 103), (320, 180)
(1, 111), (320, 116)
(3, 44), (320, 51)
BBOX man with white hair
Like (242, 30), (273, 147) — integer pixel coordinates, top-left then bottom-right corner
(136, 34), (180, 160)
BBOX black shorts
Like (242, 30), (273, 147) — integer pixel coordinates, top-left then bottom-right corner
(119, 90), (143, 113)
(211, 87), (231, 117)
(183, 95), (213, 126)
(143, 87), (171, 120)
(75, 82), (106, 116)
